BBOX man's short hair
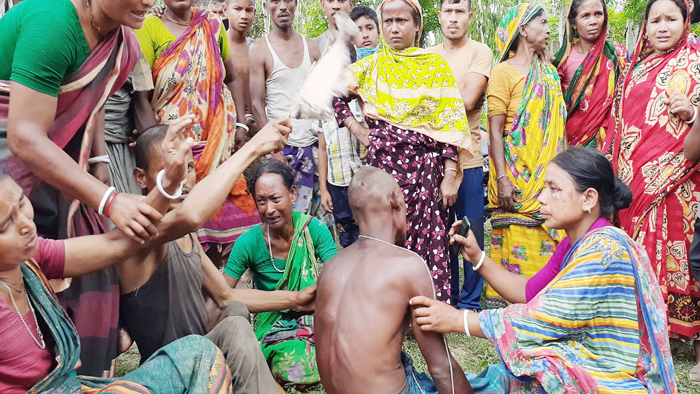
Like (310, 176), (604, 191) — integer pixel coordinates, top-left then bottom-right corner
(350, 6), (379, 29)
(439, 0), (471, 10)
(134, 125), (169, 171)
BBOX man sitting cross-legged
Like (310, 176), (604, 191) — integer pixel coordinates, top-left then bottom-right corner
(315, 167), (473, 394)
(117, 117), (311, 394)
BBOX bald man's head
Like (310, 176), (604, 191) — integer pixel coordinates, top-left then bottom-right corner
(348, 167), (405, 222)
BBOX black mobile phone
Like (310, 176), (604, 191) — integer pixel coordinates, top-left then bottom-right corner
(452, 216), (471, 256)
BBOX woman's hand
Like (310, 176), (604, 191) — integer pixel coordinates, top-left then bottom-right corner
(409, 296), (464, 334)
(248, 118), (291, 156)
(663, 92), (695, 122)
(348, 121), (371, 147)
(295, 284), (317, 312)
(448, 221), (482, 264)
(497, 176), (517, 211)
(440, 169), (460, 209)
(107, 194), (164, 243)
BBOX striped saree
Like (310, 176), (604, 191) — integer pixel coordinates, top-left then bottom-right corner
(0, 27), (140, 377)
(21, 260), (232, 394)
(478, 226), (677, 394)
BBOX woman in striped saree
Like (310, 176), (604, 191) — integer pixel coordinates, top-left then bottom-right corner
(411, 148), (678, 394)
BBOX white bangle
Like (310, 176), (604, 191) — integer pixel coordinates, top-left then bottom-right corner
(473, 251), (486, 271)
(88, 155), (110, 165)
(156, 169), (184, 200)
(463, 310), (471, 337)
(686, 106), (698, 124)
(346, 119), (356, 129)
(98, 186), (116, 216)
(446, 168), (458, 173)
(235, 122), (249, 132)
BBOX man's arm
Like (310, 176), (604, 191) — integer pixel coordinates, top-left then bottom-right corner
(8, 82), (161, 242)
(249, 41), (269, 127)
(407, 257), (472, 394)
(318, 132), (333, 212)
(61, 116), (196, 278)
(223, 57), (248, 149)
(133, 90), (158, 134)
(307, 38), (322, 63)
(145, 119), (291, 245)
(459, 73), (488, 112)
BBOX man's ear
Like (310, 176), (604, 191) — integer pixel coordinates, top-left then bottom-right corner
(389, 188), (401, 210)
(134, 168), (148, 190)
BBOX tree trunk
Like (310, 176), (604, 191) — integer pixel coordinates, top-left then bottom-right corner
(626, 18), (639, 50)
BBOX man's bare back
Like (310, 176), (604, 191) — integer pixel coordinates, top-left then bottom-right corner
(315, 167), (472, 394)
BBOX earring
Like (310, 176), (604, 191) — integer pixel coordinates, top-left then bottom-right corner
(584, 207), (592, 214)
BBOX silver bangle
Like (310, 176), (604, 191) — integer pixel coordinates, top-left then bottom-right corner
(156, 169), (184, 200)
(496, 174), (508, 182)
(446, 168), (458, 173)
(686, 106), (698, 124)
(235, 122), (250, 132)
(473, 251), (486, 271)
(346, 119), (357, 129)
(463, 310), (471, 337)
(98, 186), (116, 216)
(88, 155), (110, 165)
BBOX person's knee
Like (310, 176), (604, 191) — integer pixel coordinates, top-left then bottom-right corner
(223, 301), (251, 322)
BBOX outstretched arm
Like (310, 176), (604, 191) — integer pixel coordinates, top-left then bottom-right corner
(222, 273), (316, 313)
(8, 83), (163, 243)
(407, 257), (472, 394)
(61, 117), (197, 278)
(149, 119), (291, 244)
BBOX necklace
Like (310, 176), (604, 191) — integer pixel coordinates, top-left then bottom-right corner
(165, 9), (192, 26)
(266, 225), (286, 273)
(85, 0), (104, 37)
(0, 280), (24, 293)
(358, 234), (402, 249)
(1, 282), (46, 349)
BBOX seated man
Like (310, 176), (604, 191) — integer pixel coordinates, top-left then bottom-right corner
(315, 167), (473, 394)
(117, 117), (309, 394)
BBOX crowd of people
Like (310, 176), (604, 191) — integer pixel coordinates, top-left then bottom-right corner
(1, 0), (700, 393)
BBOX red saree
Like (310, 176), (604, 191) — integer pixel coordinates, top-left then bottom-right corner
(553, 2), (626, 149)
(0, 27), (140, 376)
(604, 8), (700, 339)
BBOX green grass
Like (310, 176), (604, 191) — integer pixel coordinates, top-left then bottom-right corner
(114, 219), (700, 392)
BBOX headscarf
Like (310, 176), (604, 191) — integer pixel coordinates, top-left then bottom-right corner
(343, 0), (476, 159)
(495, 3), (543, 62)
(552, 0), (627, 148)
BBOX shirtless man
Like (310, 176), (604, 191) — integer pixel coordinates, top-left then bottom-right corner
(226, 0), (257, 131)
(316, 167), (472, 394)
(249, 0), (322, 214)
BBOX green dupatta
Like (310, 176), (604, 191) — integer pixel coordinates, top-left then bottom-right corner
(256, 212), (320, 386)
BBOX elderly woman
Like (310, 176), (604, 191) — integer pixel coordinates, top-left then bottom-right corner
(224, 161), (337, 388)
(0, 0), (169, 376)
(553, 0), (627, 148)
(0, 127), (234, 394)
(333, 0), (475, 303)
(485, 3), (567, 308)
(411, 147), (678, 394)
(604, 0), (700, 380)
